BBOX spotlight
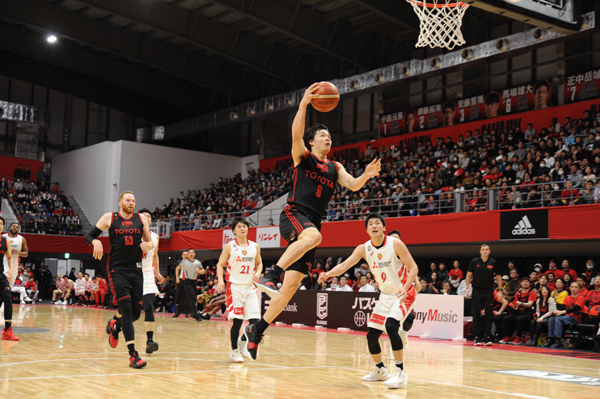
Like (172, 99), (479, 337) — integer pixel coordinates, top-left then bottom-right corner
(246, 107), (256, 116)
(349, 79), (359, 89)
(461, 49), (474, 60)
(284, 97), (294, 106)
(374, 72), (384, 83)
(495, 38), (509, 51)
(47, 34), (57, 43)
(532, 28), (546, 40)
(429, 57), (441, 68)
(229, 112), (238, 121)
(264, 102), (273, 111)
(400, 64), (411, 76)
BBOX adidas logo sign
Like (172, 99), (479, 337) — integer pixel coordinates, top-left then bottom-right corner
(512, 216), (536, 235)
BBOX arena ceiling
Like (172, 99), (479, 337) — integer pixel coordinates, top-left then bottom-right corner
(0, 0), (515, 123)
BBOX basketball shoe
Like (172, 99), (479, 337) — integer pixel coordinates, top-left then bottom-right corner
(1, 327), (19, 341)
(106, 319), (119, 348)
(129, 351), (147, 368)
(383, 369), (407, 388)
(254, 269), (281, 299)
(230, 348), (244, 363)
(145, 340), (159, 354)
(243, 323), (263, 360)
(362, 365), (390, 381)
(238, 335), (250, 358)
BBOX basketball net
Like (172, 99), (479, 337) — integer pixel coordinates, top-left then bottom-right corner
(407, 0), (470, 50)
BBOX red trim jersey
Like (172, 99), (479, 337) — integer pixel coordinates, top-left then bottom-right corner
(226, 239), (258, 285)
(563, 294), (587, 323)
(364, 236), (415, 298)
(554, 268), (577, 281)
(587, 289), (600, 307)
(509, 288), (537, 313)
(448, 269), (463, 281)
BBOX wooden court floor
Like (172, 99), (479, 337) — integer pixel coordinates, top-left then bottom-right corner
(1, 305), (600, 399)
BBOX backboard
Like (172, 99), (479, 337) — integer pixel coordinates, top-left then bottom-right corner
(468, 0), (582, 34)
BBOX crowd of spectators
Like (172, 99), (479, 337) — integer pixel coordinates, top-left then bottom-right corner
(150, 169), (293, 231)
(152, 110), (600, 233)
(1, 165), (83, 236)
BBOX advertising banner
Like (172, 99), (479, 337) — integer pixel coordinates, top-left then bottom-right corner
(564, 69), (600, 104)
(408, 293), (464, 340)
(222, 229), (236, 247)
(500, 209), (549, 240)
(256, 226), (281, 248)
(379, 79), (551, 137)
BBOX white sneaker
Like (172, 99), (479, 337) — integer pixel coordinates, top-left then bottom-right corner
(230, 349), (244, 363)
(24, 297), (32, 302)
(20, 300), (26, 304)
(62, 300), (67, 305)
(400, 329), (409, 350)
(238, 336), (250, 358)
(54, 300), (62, 305)
(383, 370), (407, 389)
(362, 366), (390, 381)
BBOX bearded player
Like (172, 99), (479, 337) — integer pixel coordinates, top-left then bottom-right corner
(139, 209), (165, 354)
(2, 222), (29, 288)
(216, 217), (263, 363)
(245, 82), (381, 360)
(86, 191), (152, 368)
(319, 213), (418, 389)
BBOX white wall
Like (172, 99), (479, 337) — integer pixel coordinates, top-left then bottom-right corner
(53, 141), (248, 224)
(51, 141), (121, 224)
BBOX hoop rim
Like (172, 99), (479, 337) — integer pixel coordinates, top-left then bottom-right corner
(407, 0), (467, 9)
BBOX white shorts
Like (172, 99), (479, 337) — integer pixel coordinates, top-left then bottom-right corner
(226, 283), (260, 321)
(368, 290), (416, 332)
(143, 269), (159, 296)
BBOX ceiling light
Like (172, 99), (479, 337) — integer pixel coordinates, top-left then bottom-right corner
(47, 34), (57, 43)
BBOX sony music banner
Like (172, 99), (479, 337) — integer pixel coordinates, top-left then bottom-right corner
(408, 293), (464, 340)
(256, 226), (281, 248)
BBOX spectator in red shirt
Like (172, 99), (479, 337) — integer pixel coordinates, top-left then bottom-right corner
(542, 281), (588, 349)
(448, 260), (463, 289)
(577, 275), (589, 298)
(544, 259), (559, 277)
(546, 272), (556, 292)
(584, 258), (598, 284)
(555, 259), (577, 281)
(560, 181), (580, 205)
(586, 276), (600, 336)
(25, 276), (39, 302)
(500, 277), (537, 344)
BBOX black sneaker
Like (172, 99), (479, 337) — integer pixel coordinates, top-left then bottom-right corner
(255, 270), (281, 299)
(243, 323), (263, 361)
(172, 304), (180, 318)
(146, 340), (159, 354)
(201, 312), (211, 320)
(474, 337), (483, 346)
(484, 336), (493, 346)
(129, 351), (147, 369)
(106, 319), (119, 349)
(195, 312), (203, 322)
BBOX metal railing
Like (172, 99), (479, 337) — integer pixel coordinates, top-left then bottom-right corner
(18, 220), (84, 236)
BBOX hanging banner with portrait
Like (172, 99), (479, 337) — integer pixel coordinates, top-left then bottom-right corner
(379, 79), (552, 137)
(564, 69), (600, 104)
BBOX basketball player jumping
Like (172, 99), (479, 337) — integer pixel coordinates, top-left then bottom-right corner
(319, 213), (418, 388)
(2, 222), (29, 289)
(0, 216), (19, 341)
(86, 191), (152, 368)
(246, 82), (381, 360)
(216, 217), (263, 363)
(139, 209), (165, 354)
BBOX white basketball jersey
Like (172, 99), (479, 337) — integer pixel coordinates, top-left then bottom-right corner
(2, 233), (22, 272)
(364, 236), (406, 296)
(226, 239), (257, 285)
(141, 232), (159, 273)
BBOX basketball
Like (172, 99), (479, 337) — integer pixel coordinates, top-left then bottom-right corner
(311, 82), (339, 112)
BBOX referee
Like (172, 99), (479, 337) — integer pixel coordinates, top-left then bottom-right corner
(464, 244), (503, 346)
(176, 249), (205, 321)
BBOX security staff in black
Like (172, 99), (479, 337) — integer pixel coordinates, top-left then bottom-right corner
(247, 82), (381, 361)
(465, 244), (503, 346)
(86, 191), (152, 369)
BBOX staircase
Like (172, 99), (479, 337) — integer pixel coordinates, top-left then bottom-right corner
(68, 195), (93, 234)
(247, 195), (288, 227)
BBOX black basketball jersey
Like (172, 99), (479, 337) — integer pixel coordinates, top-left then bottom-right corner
(0, 236), (8, 279)
(108, 212), (144, 270)
(287, 149), (339, 217)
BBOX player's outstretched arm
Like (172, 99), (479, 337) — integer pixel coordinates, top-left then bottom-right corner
(254, 245), (264, 282)
(86, 212), (112, 260)
(336, 159), (381, 192)
(393, 239), (419, 299)
(216, 243), (231, 293)
(291, 83), (321, 165)
(153, 236), (164, 284)
(319, 244), (365, 284)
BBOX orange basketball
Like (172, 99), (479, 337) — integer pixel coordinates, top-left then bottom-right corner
(311, 82), (339, 112)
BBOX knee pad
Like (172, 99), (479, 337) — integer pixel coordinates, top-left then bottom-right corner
(132, 301), (142, 322)
(143, 295), (155, 322)
(366, 328), (383, 355)
(231, 318), (244, 330)
(385, 318), (403, 351)
(403, 311), (415, 332)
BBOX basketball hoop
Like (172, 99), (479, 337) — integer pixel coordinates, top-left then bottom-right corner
(407, 0), (470, 50)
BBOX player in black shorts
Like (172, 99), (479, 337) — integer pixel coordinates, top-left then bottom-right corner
(86, 191), (152, 368)
(0, 216), (19, 341)
(245, 82), (381, 360)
